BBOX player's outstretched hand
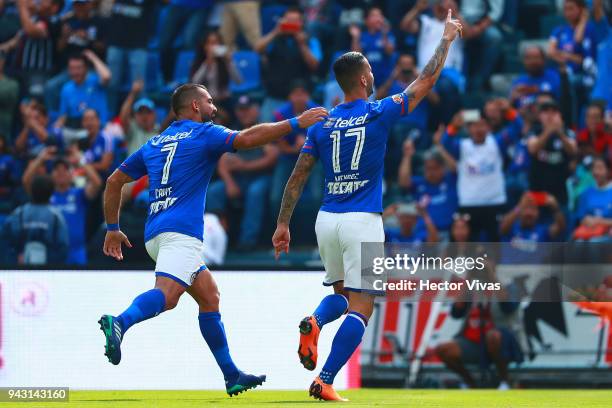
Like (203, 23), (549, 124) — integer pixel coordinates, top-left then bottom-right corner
(297, 107), (328, 129)
(272, 223), (291, 260)
(103, 230), (132, 261)
(442, 9), (463, 42)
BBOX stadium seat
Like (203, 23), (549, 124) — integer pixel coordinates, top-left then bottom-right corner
(173, 50), (196, 84)
(146, 51), (164, 91)
(230, 51), (261, 93)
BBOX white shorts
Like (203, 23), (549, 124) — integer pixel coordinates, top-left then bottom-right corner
(315, 211), (384, 292)
(145, 232), (205, 287)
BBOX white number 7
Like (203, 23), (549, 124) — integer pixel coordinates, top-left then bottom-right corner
(329, 127), (366, 173)
(160, 142), (178, 185)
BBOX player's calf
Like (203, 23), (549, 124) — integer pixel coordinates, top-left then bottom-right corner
(298, 293), (348, 370)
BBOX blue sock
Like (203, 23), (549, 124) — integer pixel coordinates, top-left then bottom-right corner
(313, 294), (348, 328)
(319, 311), (367, 385)
(117, 288), (166, 332)
(198, 312), (240, 382)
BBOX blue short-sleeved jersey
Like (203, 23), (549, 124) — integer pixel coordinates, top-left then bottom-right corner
(302, 93), (410, 213)
(59, 73), (109, 123)
(120, 120), (237, 242)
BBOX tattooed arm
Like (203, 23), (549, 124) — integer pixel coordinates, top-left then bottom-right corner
(403, 9), (462, 113)
(272, 152), (318, 258)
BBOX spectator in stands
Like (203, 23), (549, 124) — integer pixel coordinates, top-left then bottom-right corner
(460, 0), (504, 91)
(438, 110), (509, 242)
(46, 0), (104, 111)
(527, 100), (577, 207)
(383, 202), (439, 243)
(270, 80), (319, 211)
(119, 80), (159, 155)
(436, 293), (525, 390)
(206, 95), (279, 250)
(376, 54), (439, 149)
(500, 192), (565, 245)
(591, 28), (611, 111)
(255, 6), (321, 121)
(548, 0), (597, 77)
(574, 157), (612, 242)
(577, 102), (611, 161)
(81, 109), (115, 178)
(1, 174), (69, 265)
(350, 6), (395, 87)
(16, 0), (64, 95)
(159, 0), (214, 85)
(0, 51), (19, 136)
(22, 145), (102, 264)
(484, 98), (523, 147)
(15, 101), (51, 158)
(105, 0), (156, 113)
(190, 31), (241, 124)
(0, 0), (21, 48)
(55, 51), (111, 129)
(450, 212), (471, 243)
(0, 135), (18, 222)
(220, 0), (261, 51)
(510, 46), (561, 107)
(398, 141), (458, 239)
(400, 0), (463, 123)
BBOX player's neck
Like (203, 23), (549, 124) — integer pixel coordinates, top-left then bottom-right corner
(343, 91), (368, 104)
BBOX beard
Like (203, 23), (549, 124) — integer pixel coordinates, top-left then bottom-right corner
(200, 110), (216, 122)
(366, 81), (374, 97)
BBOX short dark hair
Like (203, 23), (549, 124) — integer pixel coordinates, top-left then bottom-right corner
(68, 54), (87, 65)
(171, 83), (208, 115)
(31, 175), (55, 204)
(567, 0), (586, 8)
(53, 158), (70, 171)
(333, 52), (368, 93)
(588, 101), (605, 117)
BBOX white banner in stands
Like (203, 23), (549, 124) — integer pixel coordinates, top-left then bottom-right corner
(0, 270), (348, 390)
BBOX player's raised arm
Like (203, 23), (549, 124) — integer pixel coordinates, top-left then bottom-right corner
(272, 152), (317, 259)
(103, 169), (135, 261)
(232, 107), (328, 150)
(403, 9), (462, 113)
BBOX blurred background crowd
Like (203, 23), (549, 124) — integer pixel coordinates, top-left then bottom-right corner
(0, 0), (611, 267)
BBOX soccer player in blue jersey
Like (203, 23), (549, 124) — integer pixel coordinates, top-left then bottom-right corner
(99, 83), (327, 396)
(272, 10), (462, 401)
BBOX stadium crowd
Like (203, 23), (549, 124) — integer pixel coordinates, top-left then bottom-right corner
(0, 0), (611, 265)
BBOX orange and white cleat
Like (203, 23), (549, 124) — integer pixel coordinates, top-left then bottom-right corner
(298, 316), (320, 370)
(309, 376), (348, 402)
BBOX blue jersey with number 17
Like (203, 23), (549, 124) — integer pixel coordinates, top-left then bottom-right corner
(119, 119), (238, 242)
(301, 93), (410, 213)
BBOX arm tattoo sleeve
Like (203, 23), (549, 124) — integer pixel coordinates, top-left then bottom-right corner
(277, 152), (317, 225)
(404, 38), (451, 112)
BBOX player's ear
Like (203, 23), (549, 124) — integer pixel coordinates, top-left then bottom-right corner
(192, 99), (200, 113)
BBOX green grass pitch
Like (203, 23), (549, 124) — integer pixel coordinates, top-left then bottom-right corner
(15, 389), (612, 408)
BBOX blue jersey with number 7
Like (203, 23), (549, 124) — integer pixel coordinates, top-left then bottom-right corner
(301, 93), (410, 213)
(119, 119), (238, 242)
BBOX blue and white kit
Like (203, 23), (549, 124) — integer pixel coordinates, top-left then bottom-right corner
(120, 119), (237, 286)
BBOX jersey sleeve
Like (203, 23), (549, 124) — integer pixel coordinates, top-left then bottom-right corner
(119, 147), (147, 180)
(300, 126), (320, 158)
(378, 92), (410, 126)
(204, 123), (238, 157)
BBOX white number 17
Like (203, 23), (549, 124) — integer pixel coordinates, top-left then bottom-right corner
(330, 127), (366, 173)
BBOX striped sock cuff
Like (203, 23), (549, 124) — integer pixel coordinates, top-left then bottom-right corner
(347, 311), (368, 327)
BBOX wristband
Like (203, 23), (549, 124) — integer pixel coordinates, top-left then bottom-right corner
(106, 223), (120, 231)
(289, 117), (300, 132)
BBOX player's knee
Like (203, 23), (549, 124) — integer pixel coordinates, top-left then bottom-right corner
(485, 330), (502, 349)
(436, 342), (459, 362)
(164, 295), (181, 311)
(198, 290), (220, 311)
